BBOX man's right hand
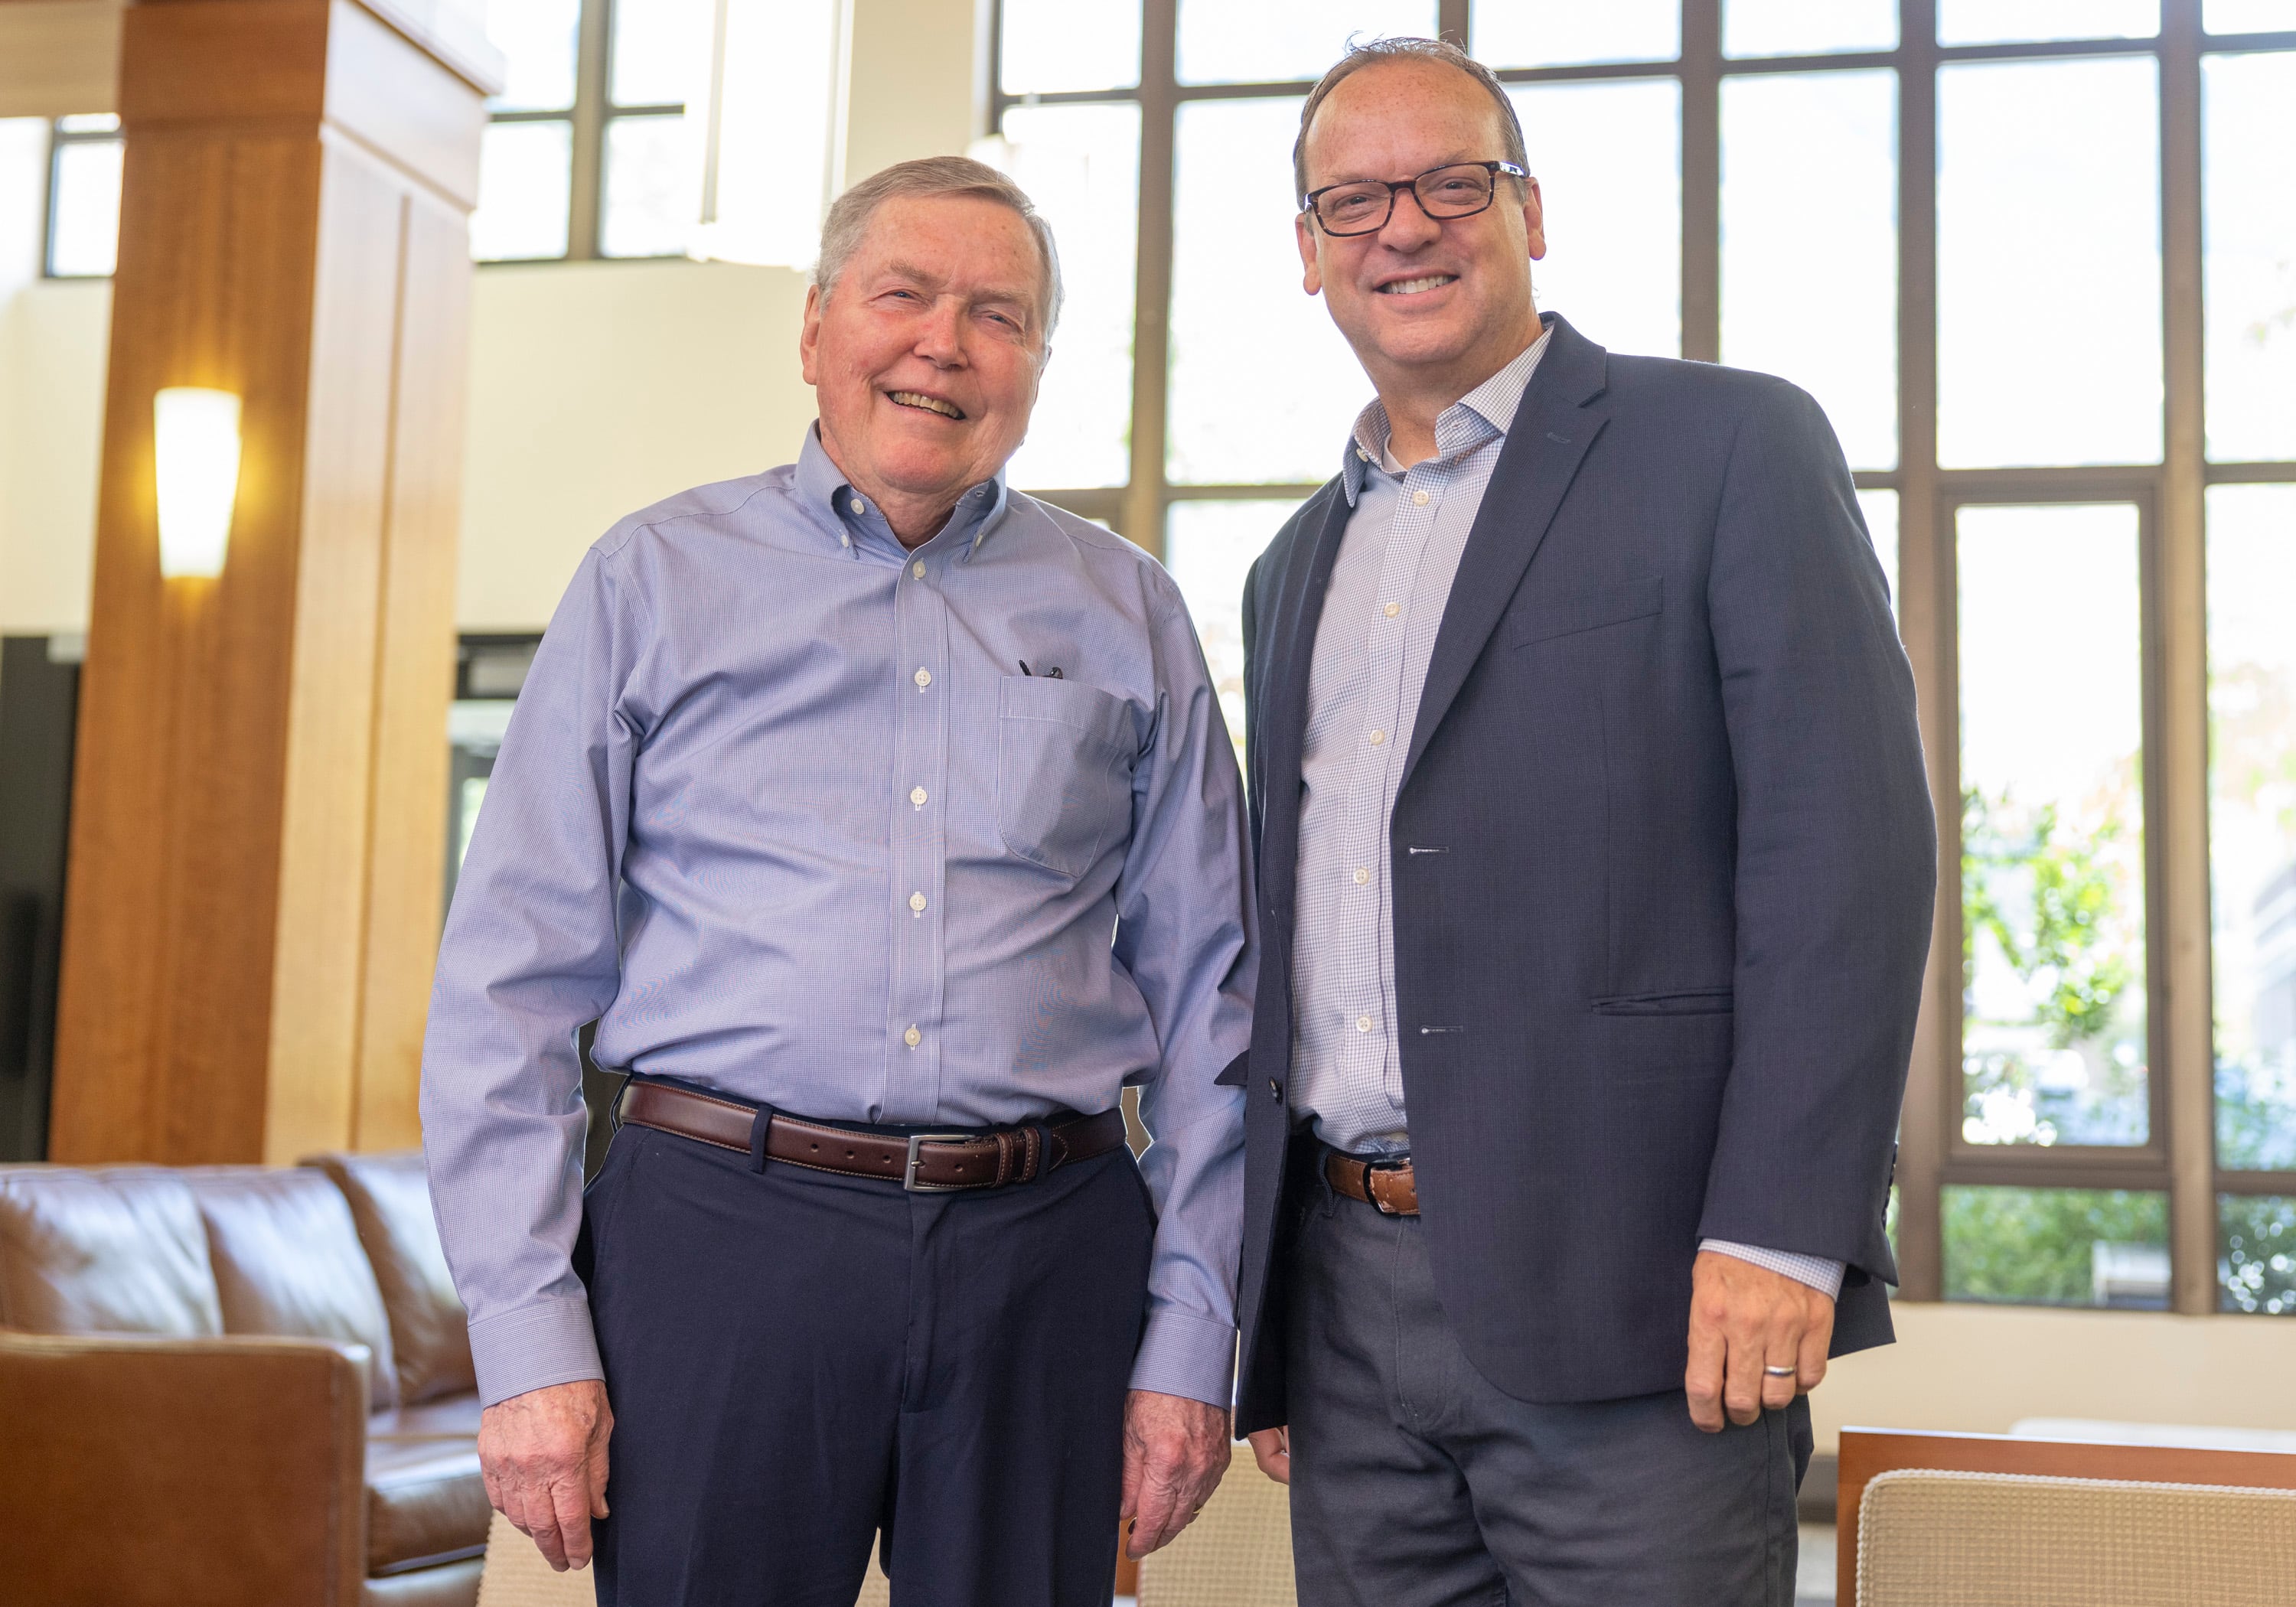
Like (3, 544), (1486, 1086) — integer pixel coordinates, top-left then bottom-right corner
(478, 1378), (614, 1571)
(1247, 1426), (1291, 1485)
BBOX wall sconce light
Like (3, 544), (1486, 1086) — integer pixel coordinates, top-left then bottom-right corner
(153, 386), (243, 579)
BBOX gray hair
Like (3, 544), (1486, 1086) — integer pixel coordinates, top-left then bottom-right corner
(1293, 37), (1529, 205)
(812, 156), (1064, 339)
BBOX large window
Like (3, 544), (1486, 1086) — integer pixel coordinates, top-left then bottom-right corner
(992, 0), (2296, 1315)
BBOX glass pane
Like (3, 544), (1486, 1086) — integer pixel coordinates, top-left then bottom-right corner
(472, 119), (574, 262)
(1720, 70), (1896, 471)
(1858, 489), (1900, 615)
(1944, 1186), (2168, 1306)
(1938, 58), (2161, 468)
(612, 0), (712, 107)
(1166, 500), (1301, 754)
(1000, 103), (1140, 490)
(1476, 0), (1678, 68)
(484, 0), (580, 112)
(2221, 1195), (2296, 1314)
(2207, 0), (2296, 28)
(47, 136), (122, 278)
(1169, 97), (1369, 484)
(602, 115), (700, 258)
(1724, 0), (1896, 56)
(1509, 80), (1681, 360)
(2203, 52), (2296, 462)
(697, 0), (840, 269)
(1002, 0), (1140, 93)
(1177, 0), (1436, 86)
(1959, 504), (2150, 1147)
(1938, 0), (2159, 44)
(55, 113), (118, 134)
(2208, 484), (2296, 1170)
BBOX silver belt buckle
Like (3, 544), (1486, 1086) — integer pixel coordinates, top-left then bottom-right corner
(903, 1133), (974, 1192)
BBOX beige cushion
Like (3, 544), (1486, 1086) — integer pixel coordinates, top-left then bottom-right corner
(182, 1166), (399, 1411)
(1857, 1467), (2296, 1607)
(1138, 1464), (1296, 1607)
(475, 1512), (893, 1606)
(0, 1165), (223, 1335)
(308, 1152), (478, 1404)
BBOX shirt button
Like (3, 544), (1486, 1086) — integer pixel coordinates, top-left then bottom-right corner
(1353, 867), (1370, 885)
(850, 497), (866, 515)
(1356, 1015), (1375, 1033)
(912, 560), (926, 578)
(908, 891), (928, 913)
(1384, 601), (1401, 618)
(914, 668), (932, 689)
(1412, 489), (1430, 507)
(904, 1025), (921, 1048)
(1368, 729), (1386, 746)
(910, 786), (928, 807)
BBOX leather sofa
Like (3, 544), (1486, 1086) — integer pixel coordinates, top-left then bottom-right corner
(0, 1153), (491, 1605)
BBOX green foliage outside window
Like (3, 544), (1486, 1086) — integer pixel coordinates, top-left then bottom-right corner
(1943, 1186), (2167, 1305)
(2220, 1195), (2296, 1315)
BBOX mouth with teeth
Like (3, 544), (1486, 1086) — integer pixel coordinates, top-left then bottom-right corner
(887, 390), (967, 420)
(1376, 273), (1459, 296)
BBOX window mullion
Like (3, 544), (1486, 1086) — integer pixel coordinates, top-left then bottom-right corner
(1680, 0), (1720, 362)
(2157, 0), (2216, 1316)
(1124, 0), (1179, 556)
(567, 0), (614, 261)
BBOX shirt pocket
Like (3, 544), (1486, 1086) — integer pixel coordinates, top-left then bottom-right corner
(996, 675), (1137, 880)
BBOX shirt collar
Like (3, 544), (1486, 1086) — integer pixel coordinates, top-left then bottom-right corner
(1341, 325), (1554, 506)
(795, 423), (1010, 560)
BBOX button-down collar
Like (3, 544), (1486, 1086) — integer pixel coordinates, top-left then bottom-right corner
(1341, 327), (1553, 507)
(794, 424), (1010, 562)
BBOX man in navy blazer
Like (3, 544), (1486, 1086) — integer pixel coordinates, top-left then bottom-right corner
(1229, 38), (1935, 1605)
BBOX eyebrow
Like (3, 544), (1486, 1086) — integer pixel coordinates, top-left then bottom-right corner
(877, 260), (1037, 318)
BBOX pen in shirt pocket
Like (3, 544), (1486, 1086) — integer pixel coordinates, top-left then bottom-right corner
(1017, 660), (1063, 679)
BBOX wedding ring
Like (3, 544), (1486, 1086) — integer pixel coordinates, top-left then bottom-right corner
(1763, 1365), (1796, 1377)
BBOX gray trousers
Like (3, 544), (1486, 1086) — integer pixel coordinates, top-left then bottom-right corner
(1283, 1170), (1812, 1607)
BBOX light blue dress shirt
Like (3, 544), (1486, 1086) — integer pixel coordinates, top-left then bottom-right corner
(421, 428), (1254, 1410)
(1291, 335), (1843, 1299)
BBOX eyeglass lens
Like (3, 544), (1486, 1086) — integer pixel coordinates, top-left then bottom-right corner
(1315, 164), (1499, 235)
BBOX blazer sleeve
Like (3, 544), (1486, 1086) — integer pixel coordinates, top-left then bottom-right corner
(1698, 378), (1936, 1287)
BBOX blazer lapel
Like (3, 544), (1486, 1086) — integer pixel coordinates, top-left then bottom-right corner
(1257, 485), (1354, 936)
(1399, 317), (1613, 791)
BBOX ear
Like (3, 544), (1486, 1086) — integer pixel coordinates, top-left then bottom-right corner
(1521, 176), (1548, 262)
(799, 283), (824, 386)
(1296, 212), (1324, 296)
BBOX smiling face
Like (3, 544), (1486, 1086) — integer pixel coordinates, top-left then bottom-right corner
(1296, 59), (1547, 402)
(801, 193), (1048, 541)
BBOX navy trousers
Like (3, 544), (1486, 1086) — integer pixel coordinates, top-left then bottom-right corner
(579, 1110), (1154, 1606)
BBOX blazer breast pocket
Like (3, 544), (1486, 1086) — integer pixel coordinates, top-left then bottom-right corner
(1509, 575), (1665, 649)
(996, 675), (1137, 880)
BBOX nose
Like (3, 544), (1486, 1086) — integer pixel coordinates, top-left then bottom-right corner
(1374, 182), (1444, 251)
(913, 295), (965, 367)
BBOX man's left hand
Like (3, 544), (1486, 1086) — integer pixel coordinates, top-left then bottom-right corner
(1684, 1249), (1835, 1433)
(1121, 1389), (1232, 1558)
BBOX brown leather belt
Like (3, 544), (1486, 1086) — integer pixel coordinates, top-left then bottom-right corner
(618, 1079), (1127, 1193)
(1325, 1150), (1420, 1216)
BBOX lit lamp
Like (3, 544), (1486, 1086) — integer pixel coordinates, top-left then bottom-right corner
(153, 386), (242, 579)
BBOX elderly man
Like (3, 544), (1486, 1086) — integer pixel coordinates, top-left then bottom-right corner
(1232, 39), (1934, 1607)
(422, 157), (1248, 1605)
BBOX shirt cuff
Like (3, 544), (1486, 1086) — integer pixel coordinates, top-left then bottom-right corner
(466, 1296), (605, 1408)
(1701, 1240), (1847, 1299)
(1126, 1307), (1238, 1411)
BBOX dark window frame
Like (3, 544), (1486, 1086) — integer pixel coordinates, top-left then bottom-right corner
(990, 0), (2296, 1313)
(41, 117), (124, 282)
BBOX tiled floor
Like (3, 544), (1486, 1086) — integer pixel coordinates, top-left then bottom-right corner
(1797, 1522), (1838, 1603)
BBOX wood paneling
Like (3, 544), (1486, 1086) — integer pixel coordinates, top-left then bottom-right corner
(1838, 1427), (2296, 1604)
(47, 0), (481, 1165)
(0, 0), (122, 119)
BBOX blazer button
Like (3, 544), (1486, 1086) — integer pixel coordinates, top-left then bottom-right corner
(1269, 1080), (1283, 1103)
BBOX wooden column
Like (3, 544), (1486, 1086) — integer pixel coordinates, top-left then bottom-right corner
(47, 0), (497, 1164)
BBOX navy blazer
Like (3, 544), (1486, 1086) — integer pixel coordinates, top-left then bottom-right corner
(1229, 315), (1936, 1431)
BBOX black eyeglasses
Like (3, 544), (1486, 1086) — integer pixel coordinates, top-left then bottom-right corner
(1301, 161), (1531, 238)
